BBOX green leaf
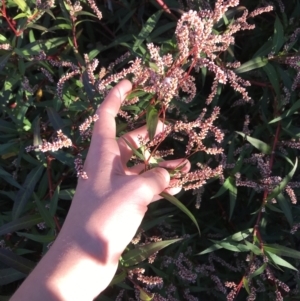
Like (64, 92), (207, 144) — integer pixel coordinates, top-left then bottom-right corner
(198, 229), (253, 255)
(272, 16), (284, 54)
(33, 193), (55, 229)
(266, 251), (297, 271)
(0, 166), (22, 189)
(0, 214), (43, 236)
(160, 192), (200, 234)
(0, 249), (35, 274)
(243, 276), (250, 294)
(234, 57), (268, 74)
(211, 176), (236, 219)
(0, 53), (12, 72)
(122, 238), (182, 266)
(58, 189), (75, 200)
(46, 107), (65, 131)
(12, 164), (44, 220)
(212, 240), (250, 252)
(16, 232), (55, 243)
(0, 141), (18, 156)
(146, 105), (159, 140)
(236, 131), (271, 154)
(264, 244), (300, 259)
(266, 158), (298, 202)
(110, 270), (127, 286)
(139, 287), (154, 301)
(0, 268), (26, 286)
(276, 193), (293, 226)
(249, 263), (267, 279)
(0, 119), (17, 134)
(133, 10), (163, 52)
(263, 63), (280, 99)
(49, 187), (60, 217)
(12, 0), (27, 12)
(228, 177), (237, 220)
(122, 137), (145, 161)
(269, 99), (300, 124)
(82, 70), (95, 100)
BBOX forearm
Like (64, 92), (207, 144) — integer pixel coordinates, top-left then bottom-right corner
(11, 192), (120, 301)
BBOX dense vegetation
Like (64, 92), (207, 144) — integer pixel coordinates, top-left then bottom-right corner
(1, 0), (300, 300)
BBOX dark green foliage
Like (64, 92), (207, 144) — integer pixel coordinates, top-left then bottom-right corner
(1, 0), (300, 300)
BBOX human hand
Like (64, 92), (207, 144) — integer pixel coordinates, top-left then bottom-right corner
(11, 79), (190, 301)
(68, 79), (190, 264)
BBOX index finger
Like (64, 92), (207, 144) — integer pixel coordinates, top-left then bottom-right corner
(93, 79), (132, 139)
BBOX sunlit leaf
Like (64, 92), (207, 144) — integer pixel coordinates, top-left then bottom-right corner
(249, 263), (267, 279)
(234, 57), (268, 74)
(266, 251), (297, 271)
(133, 10), (163, 51)
(264, 244), (300, 259)
(146, 105), (159, 140)
(160, 192), (200, 234)
(236, 131), (271, 154)
(122, 238), (182, 266)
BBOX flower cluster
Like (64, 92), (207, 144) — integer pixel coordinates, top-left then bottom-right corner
(26, 130), (72, 153)
(96, 4), (272, 110)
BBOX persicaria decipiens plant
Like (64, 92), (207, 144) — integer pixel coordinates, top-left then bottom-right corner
(13, 0), (300, 300)
(27, 0), (273, 191)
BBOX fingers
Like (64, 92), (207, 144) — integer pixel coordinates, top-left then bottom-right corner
(126, 158), (190, 175)
(139, 167), (170, 196)
(117, 120), (166, 166)
(93, 79), (132, 140)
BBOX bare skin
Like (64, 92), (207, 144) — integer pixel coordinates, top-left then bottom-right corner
(11, 79), (190, 301)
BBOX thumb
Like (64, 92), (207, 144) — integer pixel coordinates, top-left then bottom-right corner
(139, 167), (170, 196)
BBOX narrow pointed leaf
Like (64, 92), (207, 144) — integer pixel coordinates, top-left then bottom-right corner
(249, 264), (267, 279)
(16, 232), (55, 243)
(263, 63), (280, 99)
(243, 277), (250, 294)
(0, 214), (43, 236)
(235, 57), (268, 74)
(160, 192), (200, 234)
(269, 99), (300, 124)
(146, 105), (159, 140)
(236, 131), (271, 154)
(46, 107), (65, 131)
(139, 287), (154, 301)
(122, 137), (145, 161)
(272, 16), (284, 54)
(228, 176), (237, 220)
(12, 164), (44, 220)
(264, 244), (300, 259)
(133, 11), (163, 51)
(276, 193), (293, 226)
(266, 251), (297, 271)
(33, 193), (55, 229)
(0, 268), (26, 285)
(0, 249), (35, 274)
(110, 270), (126, 286)
(122, 238), (182, 266)
(267, 158), (298, 202)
